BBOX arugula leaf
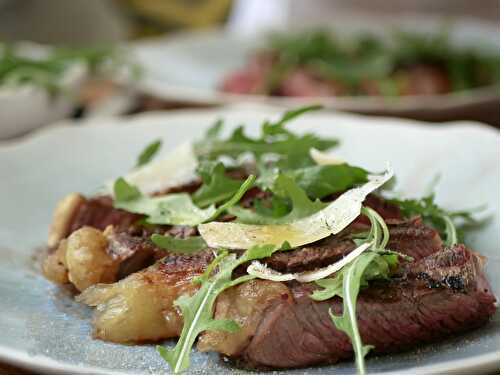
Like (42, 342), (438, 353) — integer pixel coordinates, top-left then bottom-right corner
(116, 191), (217, 226)
(311, 251), (396, 303)
(229, 174), (326, 224)
(289, 164), (368, 199)
(192, 161), (245, 207)
(114, 177), (141, 201)
(205, 119), (224, 139)
(113, 175), (255, 226)
(136, 139), (162, 167)
(151, 234), (207, 254)
(310, 206), (397, 375)
(157, 244), (280, 374)
(206, 175), (255, 222)
(265, 104), (323, 128)
(254, 195), (290, 219)
(314, 251), (398, 375)
(329, 253), (377, 374)
(195, 105), (338, 169)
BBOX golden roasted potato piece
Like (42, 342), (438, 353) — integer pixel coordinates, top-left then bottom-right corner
(48, 193), (85, 248)
(77, 254), (209, 343)
(42, 239), (69, 284)
(65, 227), (118, 292)
(198, 279), (292, 356)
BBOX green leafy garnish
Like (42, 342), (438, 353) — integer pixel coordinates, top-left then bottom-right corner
(0, 44), (136, 92)
(195, 105), (338, 169)
(157, 244), (280, 374)
(288, 164), (368, 199)
(256, 163), (368, 199)
(311, 206), (398, 375)
(205, 174), (256, 222)
(136, 139), (162, 167)
(192, 161), (246, 207)
(113, 175), (255, 226)
(230, 163), (368, 224)
(260, 29), (500, 96)
(229, 174), (326, 224)
(114, 177), (141, 202)
(151, 234), (207, 254)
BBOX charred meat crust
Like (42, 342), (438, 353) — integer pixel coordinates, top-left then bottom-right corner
(240, 245), (496, 369)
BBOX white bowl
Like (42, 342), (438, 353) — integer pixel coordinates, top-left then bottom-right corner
(0, 46), (87, 140)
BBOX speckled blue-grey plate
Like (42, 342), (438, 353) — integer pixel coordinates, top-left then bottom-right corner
(0, 105), (499, 375)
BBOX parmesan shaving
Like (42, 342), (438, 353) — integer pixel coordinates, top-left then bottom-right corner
(107, 142), (197, 196)
(310, 148), (345, 165)
(247, 241), (373, 282)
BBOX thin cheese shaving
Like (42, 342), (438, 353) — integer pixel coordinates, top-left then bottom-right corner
(310, 148), (345, 165)
(247, 241), (373, 282)
(107, 142), (197, 196)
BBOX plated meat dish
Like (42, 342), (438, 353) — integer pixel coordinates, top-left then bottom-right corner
(221, 30), (500, 98)
(42, 106), (496, 374)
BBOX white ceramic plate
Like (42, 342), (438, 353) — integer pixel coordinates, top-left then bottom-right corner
(0, 105), (499, 375)
(132, 15), (500, 116)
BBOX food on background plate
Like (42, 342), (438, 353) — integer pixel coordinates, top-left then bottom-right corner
(0, 43), (135, 93)
(42, 106), (496, 374)
(221, 29), (500, 98)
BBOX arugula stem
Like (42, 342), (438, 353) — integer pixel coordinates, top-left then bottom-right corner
(443, 215), (457, 247)
(176, 282), (216, 374)
(343, 261), (366, 375)
(371, 207), (390, 249)
(361, 206), (389, 249)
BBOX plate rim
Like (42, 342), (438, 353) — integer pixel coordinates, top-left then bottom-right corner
(2, 103), (500, 149)
(1, 340), (499, 375)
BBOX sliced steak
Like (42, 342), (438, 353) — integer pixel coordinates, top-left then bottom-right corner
(241, 245), (496, 368)
(106, 228), (163, 280)
(107, 224), (201, 280)
(265, 236), (356, 273)
(198, 279), (292, 356)
(69, 196), (140, 234)
(265, 216), (442, 273)
(385, 216), (442, 260)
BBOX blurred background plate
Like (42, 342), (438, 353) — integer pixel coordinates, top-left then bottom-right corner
(0, 105), (499, 374)
(132, 14), (500, 125)
(0, 42), (87, 140)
